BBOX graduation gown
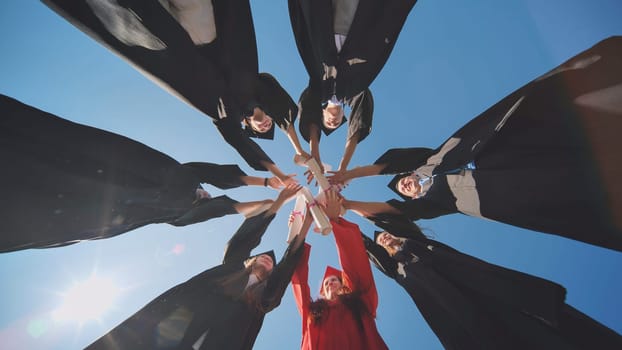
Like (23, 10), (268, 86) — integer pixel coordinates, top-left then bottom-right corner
(43, 0), (294, 171)
(87, 212), (306, 350)
(0, 94), (250, 253)
(375, 36), (622, 252)
(363, 230), (622, 349)
(291, 218), (388, 350)
(288, 0), (416, 102)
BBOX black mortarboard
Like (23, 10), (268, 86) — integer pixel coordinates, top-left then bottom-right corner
(245, 250), (277, 267)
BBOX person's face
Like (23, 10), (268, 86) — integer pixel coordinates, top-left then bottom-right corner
(247, 107), (273, 133)
(253, 254), (274, 273)
(322, 275), (342, 300)
(397, 175), (420, 198)
(375, 232), (401, 249)
(322, 105), (344, 129)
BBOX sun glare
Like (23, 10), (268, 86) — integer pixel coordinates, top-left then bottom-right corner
(52, 275), (120, 324)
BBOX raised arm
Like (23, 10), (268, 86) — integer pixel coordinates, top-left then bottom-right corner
(260, 211), (313, 312)
(214, 116), (274, 172)
(324, 191), (379, 313)
(335, 89), (373, 174)
(342, 199), (401, 217)
(291, 243), (312, 321)
(222, 184), (301, 264)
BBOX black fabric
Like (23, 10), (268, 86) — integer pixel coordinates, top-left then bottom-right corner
(43, 0), (277, 171)
(365, 235), (621, 349)
(297, 87), (374, 142)
(0, 95), (247, 253)
(288, 0), (417, 101)
(382, 36), (622, 252)
(86, 213), (305, 350)
(291, 0), (413, 142)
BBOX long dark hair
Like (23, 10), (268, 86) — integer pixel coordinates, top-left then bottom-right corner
(308, 279), (371, 331)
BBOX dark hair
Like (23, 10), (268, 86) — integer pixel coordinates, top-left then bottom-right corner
(308, 283), (371, 331)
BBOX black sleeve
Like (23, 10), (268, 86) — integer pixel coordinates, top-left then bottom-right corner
(374, 147), (435, 174)
(214, 117), (273, 171)
(362, 234), (397, 279)
(181, 162), (247, 189)
(259, 239), (307, 312)
(386, 199), (454, 220)
(222, 212), (276, 264)
(170, 195), (239, 227)
(346, 89), (374, 143)
(297, 86), (323, 143)
(256, 73), (298, 131)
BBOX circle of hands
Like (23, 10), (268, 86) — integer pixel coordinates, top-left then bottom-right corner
(269, 152), (351, 238)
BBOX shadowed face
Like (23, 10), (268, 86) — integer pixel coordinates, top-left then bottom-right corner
(322, 275), (342, 300)
(396, 175), (420, 198)
(247, 107), (274, 133)
(322, 104), (344, 129)
(253, 254), (274, 273)
(375, 232), (402, 249)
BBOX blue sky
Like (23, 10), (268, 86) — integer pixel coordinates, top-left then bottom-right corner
(1, 1), (621, 349)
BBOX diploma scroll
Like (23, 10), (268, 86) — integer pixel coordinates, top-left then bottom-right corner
(286, 195), (306, 243)
(300, 187), (332, 235)
(305, 158), (347, 215)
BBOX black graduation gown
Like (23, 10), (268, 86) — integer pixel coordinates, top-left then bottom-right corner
(42, 0), (287, 171)
(288, 0), (417, 102)
(376, 36), (622, 252)
(86, 212), (305, 350)
(0, 94), (250, 253)
(362, 229), (622, 349)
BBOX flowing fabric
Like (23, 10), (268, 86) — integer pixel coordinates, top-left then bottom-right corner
(0, 95), (248, 252)
(375, 36), (622, 251)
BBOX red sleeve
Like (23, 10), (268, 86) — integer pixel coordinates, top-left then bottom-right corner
(291, 243), (312, 322)
(332, 218), (378, 316)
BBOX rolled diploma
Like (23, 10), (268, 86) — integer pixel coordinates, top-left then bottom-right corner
(286, 195), (306, 243)
(305, 158), (331, 190)
(300, 187), (332, 235)
(306, 158), (346, 215)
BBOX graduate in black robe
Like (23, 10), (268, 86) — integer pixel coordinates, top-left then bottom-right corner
(43, 0), (308, 183)
(362, 214), (622, 350)
(0, 94), (285, 253)
(288, 0), (416, 176)
(330, 36), (622, 252)
(86, 185), (308, 350)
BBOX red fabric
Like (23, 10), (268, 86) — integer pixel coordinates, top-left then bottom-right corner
(292, 218), (388, 350)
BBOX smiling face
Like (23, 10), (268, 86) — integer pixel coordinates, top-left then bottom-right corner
(396, 175), (420, 198)
(246, 107), (274, 133)
(322, 104), (344, 130)
(322, 275), (343, 300)
(375, 232), (402, 250)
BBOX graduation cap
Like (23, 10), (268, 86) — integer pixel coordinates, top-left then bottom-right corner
(244, 250), (277, 268)
(319, 265), (343, 296)
(387, 173), (413, 201)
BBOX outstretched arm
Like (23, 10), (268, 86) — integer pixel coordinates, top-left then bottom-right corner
(343, 199), (401, 217)
(323, 191), (379, 314)
(222, 184), (301, 264)
(260, 208), (314, 312)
